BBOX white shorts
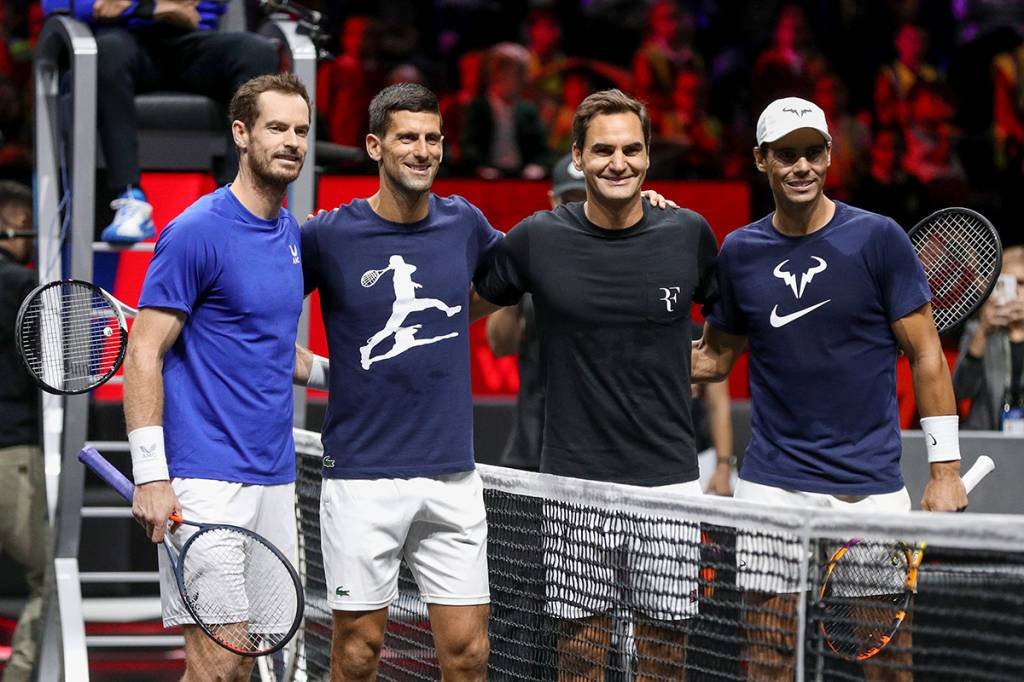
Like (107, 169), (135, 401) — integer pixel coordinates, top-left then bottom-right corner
(733, 479), (911, 594)
(321, 470), (489, 611)
(159, 478), (297, 628)
(544, 479), (703, 622)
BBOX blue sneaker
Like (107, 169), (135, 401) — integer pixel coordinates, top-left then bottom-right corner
(101, 187), (154, 243)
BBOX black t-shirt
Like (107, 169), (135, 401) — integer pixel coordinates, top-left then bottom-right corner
(476, 201), (719, 486)
(0, 250), (39, 449)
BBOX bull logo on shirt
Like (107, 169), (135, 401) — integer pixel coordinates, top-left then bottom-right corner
(358, 255), (461, 370)
(773, 257), (827, 299)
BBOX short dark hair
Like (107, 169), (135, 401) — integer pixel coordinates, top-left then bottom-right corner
(368, 83), (441, 138)
(0, 180), (32, 214)
(228, 73), (310, 134)
(572, 89), (651, 151)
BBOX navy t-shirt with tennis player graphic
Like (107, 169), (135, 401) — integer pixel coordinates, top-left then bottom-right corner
(301, 194), (503, 479)
(474, 201), (719, 487)
(139, 186), (304, 485)
(706, 201), (932, 495)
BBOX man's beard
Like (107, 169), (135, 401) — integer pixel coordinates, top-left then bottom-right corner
(247, 150), (301, 190)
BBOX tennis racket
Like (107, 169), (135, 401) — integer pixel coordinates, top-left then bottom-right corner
(78, 446), (304, 656)
(15, 279), (137, 394)
(360, 267), (391, 287)
(817, 455), (995, 661)
(908, 207), (1002, 333)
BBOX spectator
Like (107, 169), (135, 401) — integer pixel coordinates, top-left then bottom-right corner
(653, 68), (723, 178)
(751, 4), (824, 112)
(546, 66), (593, 154)
(0, 180), (50, 682)
(953, 246), (1024, 431)
(439, 49), (484, 171)
(874, 23), (941, 128)
(855, 126), (923, 229)
(317, 15), (383, 148)
(902, 81), (970, 207)
(992, 41), (1024, 175)
(44, 0), (281, 243)
(632, 0), (702, 118)
(524, 7), (568, 126)
(814, 73), (869, 201)
(461, 42), (549, 180)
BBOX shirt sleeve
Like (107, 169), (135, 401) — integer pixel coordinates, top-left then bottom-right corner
(693, 213), (720, 306)
(473, 218), (529, 307)
(702, 234), (747, 335)
(468, 200), (505, 270)
(300, 216), (323, 296)
(879, 219), (933, 323)
(138, 218), (220, 315)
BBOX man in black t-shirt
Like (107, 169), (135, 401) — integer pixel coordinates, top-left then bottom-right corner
(476, 89), (719, 681)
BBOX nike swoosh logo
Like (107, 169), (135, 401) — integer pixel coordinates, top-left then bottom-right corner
(928, 433), (937, 446)
(769, 300), (831, 328)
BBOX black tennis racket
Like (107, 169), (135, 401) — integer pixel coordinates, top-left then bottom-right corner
(817, 455), (995, 661)
(78, 446), (304, 657)
(15, 279), (137, 394)
(908, 207), (1002, 333)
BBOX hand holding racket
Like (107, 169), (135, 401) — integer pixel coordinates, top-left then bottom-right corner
(16, 279), (137, 394)
(817, 455), (995, 662)
(908, 207), (1002, 333)
(78, 447), (304, 656)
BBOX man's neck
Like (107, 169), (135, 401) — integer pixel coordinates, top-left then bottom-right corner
(772, 195), (835, 237)
(231, 167), (287, 220)
(368, 181), (430, 224)
(584, 195), (644, 230)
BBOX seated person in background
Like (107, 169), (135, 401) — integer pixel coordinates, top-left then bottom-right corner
(45, 0), (280, 242)
(953, 246), (1024, 431)
(461, 42), (550, 180)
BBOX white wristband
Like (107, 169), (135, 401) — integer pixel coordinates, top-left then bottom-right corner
(307, 354), (330, 391)
(919, 415), (961, 463)
(128, 425), (170, 485)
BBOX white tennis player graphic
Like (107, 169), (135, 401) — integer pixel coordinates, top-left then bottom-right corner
(359, 255), (461, 370)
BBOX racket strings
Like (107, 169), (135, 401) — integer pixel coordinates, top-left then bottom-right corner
(912, 212), (1000, 332)
(819, 541), (911, 659)
(180, 527), (300, 655)
(18, 283), (126, 392)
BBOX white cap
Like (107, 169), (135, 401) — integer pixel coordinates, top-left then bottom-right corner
(756, 97), (832, 146)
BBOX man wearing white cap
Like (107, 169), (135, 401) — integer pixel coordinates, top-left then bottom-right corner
(692, 96), (966, 681)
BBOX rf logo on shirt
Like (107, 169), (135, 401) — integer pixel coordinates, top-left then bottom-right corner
(769, 256), (831, 328)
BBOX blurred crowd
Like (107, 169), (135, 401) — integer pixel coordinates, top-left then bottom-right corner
(2, 0), (1024, 232)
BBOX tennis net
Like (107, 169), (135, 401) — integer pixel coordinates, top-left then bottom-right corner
(291, 428), (1024, 681)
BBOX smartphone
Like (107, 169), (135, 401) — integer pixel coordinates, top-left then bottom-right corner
(995, 273), (1018, 304)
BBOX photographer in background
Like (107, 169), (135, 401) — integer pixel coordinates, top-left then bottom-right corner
(953, 246), (1024, 431)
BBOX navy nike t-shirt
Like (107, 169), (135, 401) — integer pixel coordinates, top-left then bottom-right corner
(705, 201), (932, 494)
(301, 194), (503, 479)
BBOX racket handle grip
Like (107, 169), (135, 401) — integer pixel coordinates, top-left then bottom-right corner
(961, 455), (995, 495)
(80, 447), (186, 525)
(79, 446), (135, 501)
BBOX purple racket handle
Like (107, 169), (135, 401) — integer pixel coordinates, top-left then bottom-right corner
(79, 446), (135, 501)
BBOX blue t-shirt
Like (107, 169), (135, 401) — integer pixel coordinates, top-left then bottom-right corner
(706, 202), (932, 495)
(301, 194), (503, 479)
(139, 186), (303, 484)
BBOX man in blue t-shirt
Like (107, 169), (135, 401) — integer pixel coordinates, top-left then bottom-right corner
(124, 73), (323, 680)
(301, 83), (502, 682)
(693, 96), (967, 681)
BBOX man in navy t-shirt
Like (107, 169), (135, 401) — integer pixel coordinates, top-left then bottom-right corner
(693, 96), (967, 681)
(123, 74), (321, 679)
(301, 83), (502, 682)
